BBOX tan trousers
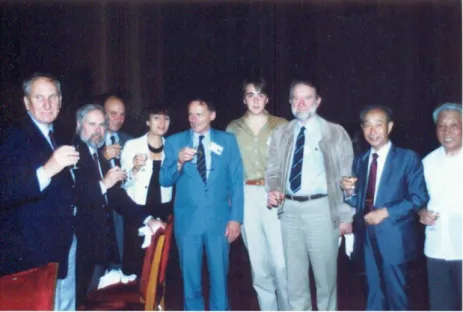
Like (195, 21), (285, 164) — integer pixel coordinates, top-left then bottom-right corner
(281, 196), (339, 310)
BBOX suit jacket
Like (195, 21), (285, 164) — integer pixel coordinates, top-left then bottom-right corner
(159, 129), (244, 237)
(346, 143), (429, 265)
(266, 116), (354, 226)
(0, 115), (76, 278)
(74, 140), (148, 265)
(121, 134), (173, 206)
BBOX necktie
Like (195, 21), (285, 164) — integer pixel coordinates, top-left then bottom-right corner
(364, 153), (378, 214)
(93, 152), (103, 179)
(289, 127), (305, 193)
(196, 135), (206, 183)
(48, 130), (58, 150)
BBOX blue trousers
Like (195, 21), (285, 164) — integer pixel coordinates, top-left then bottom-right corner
(364, 228), (408, 310)
(176, 231), (230, 311)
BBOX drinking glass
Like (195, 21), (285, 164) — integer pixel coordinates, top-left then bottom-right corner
(342, 172), (358, 196)
(136, 153), (149, 172)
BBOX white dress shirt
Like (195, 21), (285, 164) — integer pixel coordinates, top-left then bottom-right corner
(423, 147), (462, 260)
(30, 113), (55, 191)
(286, 116), (327, 196)
(191, 130), (213, 179)
(367, 140), (392, 205)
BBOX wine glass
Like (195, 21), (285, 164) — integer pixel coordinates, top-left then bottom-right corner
(136, 153), (149, 172)
(189, 136), (198, 164)
(71, 133), (80, 170)
(342, 172), (358, 196)
(427, 208), (440, 231)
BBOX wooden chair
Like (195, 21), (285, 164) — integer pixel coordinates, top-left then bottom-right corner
(80, 215), (174, 310)
(0, 262), (59, 310)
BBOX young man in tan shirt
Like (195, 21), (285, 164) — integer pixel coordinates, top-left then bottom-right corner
(226, 77), (289, 310)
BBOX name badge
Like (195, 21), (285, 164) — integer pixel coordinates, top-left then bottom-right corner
(210, 142), (223, 155)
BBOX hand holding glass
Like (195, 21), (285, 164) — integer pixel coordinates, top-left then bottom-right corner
(342, 173), (358, 195)
(135, 153), (149, 172)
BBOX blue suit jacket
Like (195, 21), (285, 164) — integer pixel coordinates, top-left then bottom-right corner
(160, 129), (244, 237)
(346, 143), (429, 265)
(0, 115), (76, 278)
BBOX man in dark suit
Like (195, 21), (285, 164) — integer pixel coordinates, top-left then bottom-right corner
(160, 99), (244, 310)
(341, 105), (429, 310)
(101, 95), (132, 265)
(73, 104), (162, 305)
(0, 73), (80, 310)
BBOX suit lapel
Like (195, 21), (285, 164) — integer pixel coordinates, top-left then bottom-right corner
(207, 129), (221, 185)
(357, 151), (370, 212)
(280, 121), (297, 188)
(375, 144), (396, 206)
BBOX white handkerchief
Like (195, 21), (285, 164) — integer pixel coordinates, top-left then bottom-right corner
(138, 225), (154, 249)
(338, 233), (355, 259)
(97, 269), (137, 289)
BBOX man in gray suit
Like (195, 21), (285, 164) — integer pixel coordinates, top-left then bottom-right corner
(266, 80), (354, 310)
(101, 95), (132, 267)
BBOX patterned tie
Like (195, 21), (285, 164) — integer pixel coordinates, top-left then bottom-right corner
(364, 153), (378, 214)
(48, 130), (58, 150)
(196, 135), (207, 183)
(289, 126), (305, 192)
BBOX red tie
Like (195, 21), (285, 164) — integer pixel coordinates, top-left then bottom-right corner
(364, 153), (378, 214)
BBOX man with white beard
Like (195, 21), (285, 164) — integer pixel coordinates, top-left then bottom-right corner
(73, 104), (162, 305)
(266, 80), (354, 310)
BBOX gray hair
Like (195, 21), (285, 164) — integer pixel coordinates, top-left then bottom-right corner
(432, 103), (462, 123)
(76, 104), (109, 134)
(23, 73), (62, 97)
(288, 79), (319, 102)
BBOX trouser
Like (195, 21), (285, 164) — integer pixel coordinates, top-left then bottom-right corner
(54, 234), (77, 311)
(281, 196), (339, 310)
(364, 227), (408, 310)
(427, 257), (462, 311)
(242, 185), (289, 310)
(176, 230), (230, 311)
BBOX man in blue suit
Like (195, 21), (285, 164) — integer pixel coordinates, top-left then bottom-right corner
(341, 105), (429, 310)
(160, 99), (244, 310)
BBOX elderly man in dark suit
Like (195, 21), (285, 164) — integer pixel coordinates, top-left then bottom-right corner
(101, 95), (133, 266)
(73, 104), (161, 305)
(341, 105), (429, 310)
(0, 73), (79, 310)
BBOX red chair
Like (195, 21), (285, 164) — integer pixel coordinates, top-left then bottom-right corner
(0, 262), (59, 310)
(80, 215), (173, 310)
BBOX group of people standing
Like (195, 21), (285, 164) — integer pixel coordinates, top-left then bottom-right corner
(0, 72), (461, 312)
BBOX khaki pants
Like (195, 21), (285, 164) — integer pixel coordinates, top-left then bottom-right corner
(281, 196), (339, 310)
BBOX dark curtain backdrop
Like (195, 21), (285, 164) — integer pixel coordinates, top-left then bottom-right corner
(1, 0), (461, 155)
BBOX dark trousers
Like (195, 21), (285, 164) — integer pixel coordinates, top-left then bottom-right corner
(364, 228), (408, 310)
(427, 257), (462, 311)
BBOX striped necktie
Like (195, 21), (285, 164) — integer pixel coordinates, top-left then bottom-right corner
(289, 126), (305, 192)
(196, 135), (206, 183)
(48, 130), (58, 150)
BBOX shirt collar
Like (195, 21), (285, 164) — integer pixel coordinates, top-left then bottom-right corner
(295, 115), (319, 133)
(28, 112), (53, 137)
(370, 140), (392, 159)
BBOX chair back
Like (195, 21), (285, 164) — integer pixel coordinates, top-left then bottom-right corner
(0, 262), (58, 310)
(139, 227), (164, 299)
(145, 215), (174, 310)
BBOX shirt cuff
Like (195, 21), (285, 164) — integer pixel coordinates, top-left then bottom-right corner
(343, 190), (355, 201)
(99, 181), (107, 195)
(36, 166), (51, 192)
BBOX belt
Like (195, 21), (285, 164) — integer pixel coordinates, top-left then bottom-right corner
(285, 193), (327, 202)
(245, 178), (265, 186)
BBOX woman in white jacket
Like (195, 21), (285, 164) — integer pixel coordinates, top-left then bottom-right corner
(121, 107), (173, 275)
